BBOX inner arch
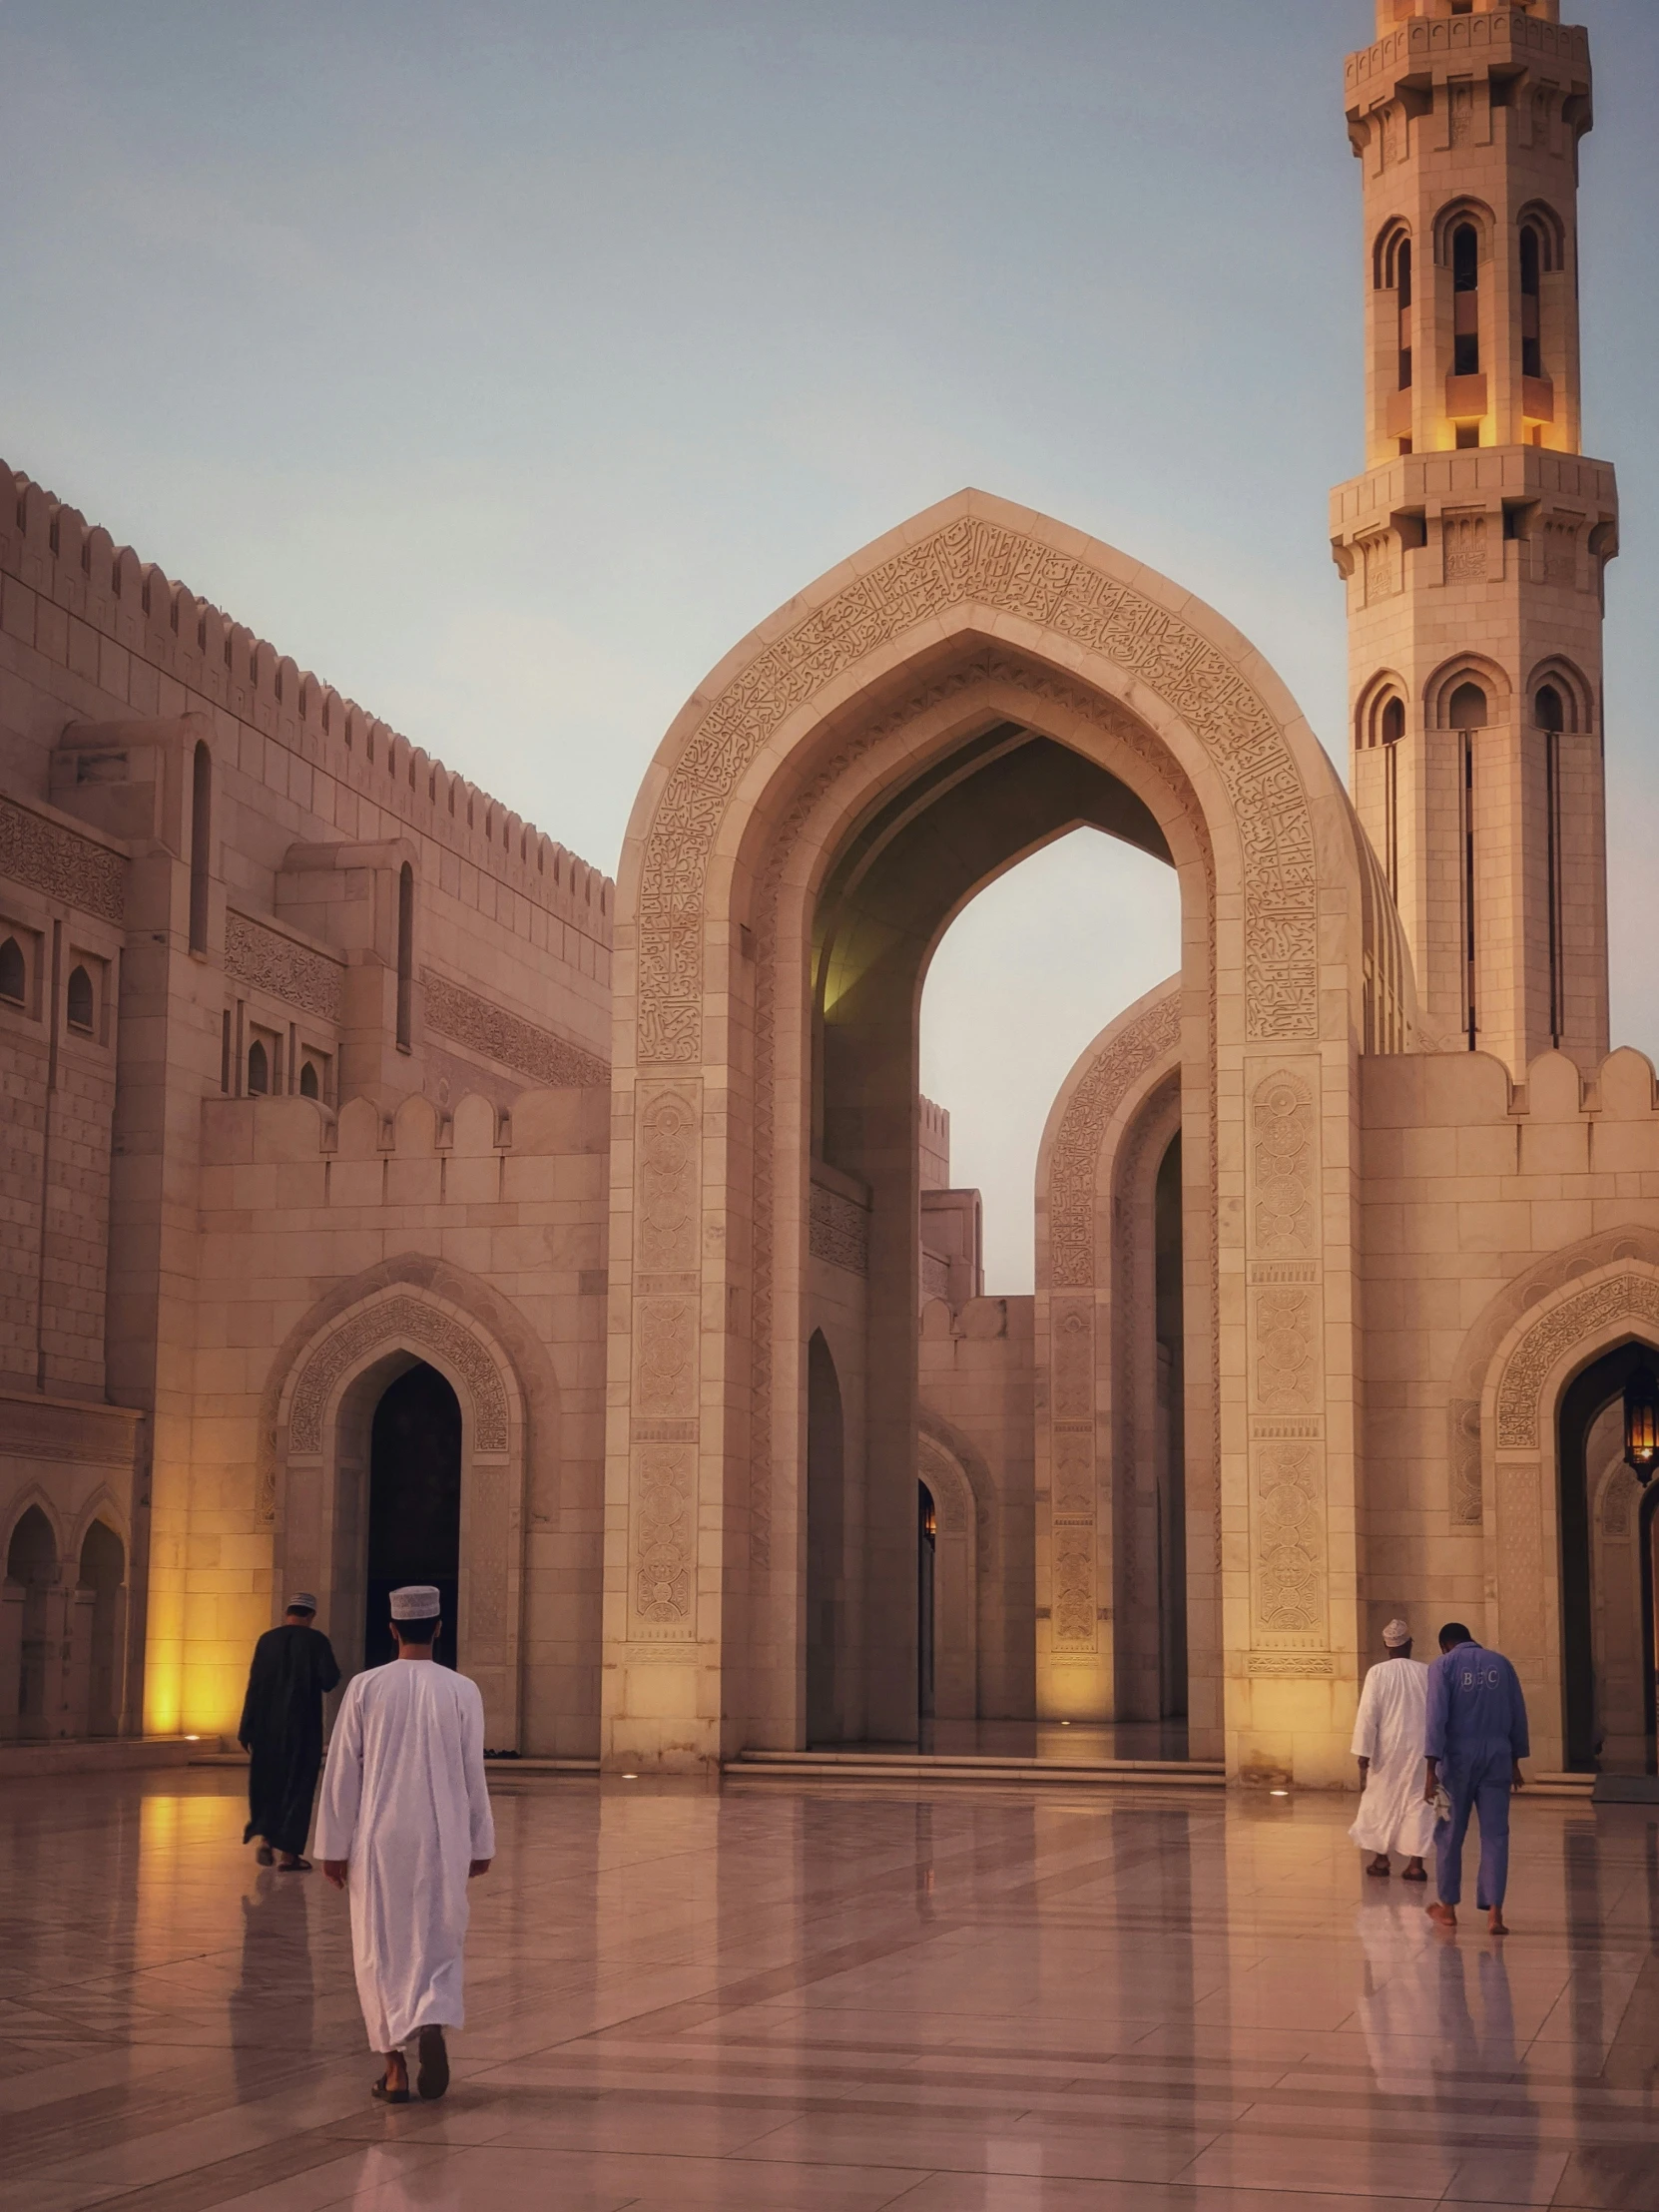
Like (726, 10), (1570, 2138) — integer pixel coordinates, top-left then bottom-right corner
(806, 719), (1184, 1746)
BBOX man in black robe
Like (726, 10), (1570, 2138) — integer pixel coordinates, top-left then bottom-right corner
(239, 1595), (341, 1871)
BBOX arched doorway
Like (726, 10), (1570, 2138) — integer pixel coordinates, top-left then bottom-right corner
(77, 1520), (126, 1737)
(1558, 1340), (1659, 1774)
(6, 1506), (59, 1740)
(363, 1363), (462, 1671)
(606, 492), (1380, 1776)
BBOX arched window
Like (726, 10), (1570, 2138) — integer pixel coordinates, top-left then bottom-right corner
(1537, 686), (1565, 1044)
(247, 1038), (270, 1096)
(1381, 697), (1405, 747)
(0, 936), (25, 1005)
(1452, 224), (1480, 379)
(189, 741), (212, 954)
(396, 862), (414, 1052)
(1396, 240), (1412, 393)
(66, 964), (95, 1034)
(1447, 681), (1489, 731)
(299, 1059), (320, 1100)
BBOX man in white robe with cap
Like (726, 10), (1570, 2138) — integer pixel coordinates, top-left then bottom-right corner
(315, 1584), (494, 2102)
(1350, 1619), (1436, 1881)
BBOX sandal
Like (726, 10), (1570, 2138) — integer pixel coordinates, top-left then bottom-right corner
(255, 1845), (275, 1867)
(277, 1857), (312, 1873)
(416, 2025), (450, 2101)
(1401, 1864), (1428, 1883)
(371, 2074), (410, 2104)
(1366, 1860), (1391, 1878)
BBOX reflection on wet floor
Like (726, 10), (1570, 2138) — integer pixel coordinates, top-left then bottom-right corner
(1, 1769), (1656, 2210)
(828, 1718), (1194, 1762)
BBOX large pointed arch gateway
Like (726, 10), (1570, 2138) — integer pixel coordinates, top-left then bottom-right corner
(606, 490), (1396, 1780)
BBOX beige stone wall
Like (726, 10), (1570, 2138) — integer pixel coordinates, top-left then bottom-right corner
(1361, 1043), (1659, 1766)
(190, 1084), (608, 1752)
(918, 1297), (1036, 1722)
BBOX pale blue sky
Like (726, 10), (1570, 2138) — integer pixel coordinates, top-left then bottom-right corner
(3, 2), (1653, 1289)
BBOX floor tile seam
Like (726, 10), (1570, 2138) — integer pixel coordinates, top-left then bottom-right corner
(4, 2064), (389, 2175)
(18, 2125), (448, 2212)
(0, 2062), (345, 2161)
(1189, 2103), (1654, 2155)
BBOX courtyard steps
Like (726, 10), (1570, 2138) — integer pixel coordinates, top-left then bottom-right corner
(726, 1749), (1227, 1790)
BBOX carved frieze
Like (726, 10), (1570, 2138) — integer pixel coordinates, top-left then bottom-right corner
(638, 516), (1318, 1066)
(421, 967), (608, 1089)
(1495, 1274), (1659, 1448)
(809, 1182), (869, 1276)
(0, 797), (125, 923)
(1047, 991), (1181, 1290)
(286, 1296), (510, 1457)
(225, 910), (344, 1022)
(1448, 1395), (1482, 1526)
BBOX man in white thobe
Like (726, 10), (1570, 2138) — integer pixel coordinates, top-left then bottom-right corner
(1350, 1618), (1436, 1882)
(316, 1584), (495, 2102)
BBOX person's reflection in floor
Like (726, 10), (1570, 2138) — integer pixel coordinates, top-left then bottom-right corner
(229, 1864), (316, 2104)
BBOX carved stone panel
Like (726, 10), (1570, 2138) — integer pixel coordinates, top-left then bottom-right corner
(1245, 1067), (1328, 1657)
(1252, 1444), (1327, 1640)
(226, 910), (344, 1022)
(629, 1078), (703, 1640)
(632, 1442), (696, 1631)
(809, 1183), (869, 1276)
(636, 1084), (701, 1276)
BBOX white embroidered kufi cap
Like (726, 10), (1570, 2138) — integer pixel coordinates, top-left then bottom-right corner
(1382, 1618), (1412, 1646)
(286, 1592), (318, 1612)
(390, 1584), (441, 1619)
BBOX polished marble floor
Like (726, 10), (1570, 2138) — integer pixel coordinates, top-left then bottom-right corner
(1, 1769), (1656, 2211)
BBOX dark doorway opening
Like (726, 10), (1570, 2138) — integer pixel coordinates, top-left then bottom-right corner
(1558, 1340), (1659, 1772)
(364, 1363), (461, 1672)
(918, 1480), (937, 1723)
(78, 1520), (125, 1737)
(805, 1331), (845, 1746)
(6, 1506), (58, 1738)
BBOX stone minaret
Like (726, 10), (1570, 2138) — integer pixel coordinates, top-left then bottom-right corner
(1332, 0), (1618, 1071)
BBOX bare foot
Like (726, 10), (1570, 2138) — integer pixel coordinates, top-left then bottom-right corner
(1367, 1853), (1392, 1878)
(1487, 1908), (1508, 1935)
(1426, 1902), (1457, 1931)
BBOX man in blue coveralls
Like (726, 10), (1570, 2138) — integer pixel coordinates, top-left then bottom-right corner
(1422, 1622), (1528, 1936)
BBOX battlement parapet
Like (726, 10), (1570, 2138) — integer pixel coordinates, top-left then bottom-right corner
(1349, 9), (1589, 109)
(1, 459), (614, 940)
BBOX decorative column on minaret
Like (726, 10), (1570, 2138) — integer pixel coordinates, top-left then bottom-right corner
(1332, 0), (1617, 1073)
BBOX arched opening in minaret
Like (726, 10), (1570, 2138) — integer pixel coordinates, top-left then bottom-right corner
(1520, 225), (1543, 380)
